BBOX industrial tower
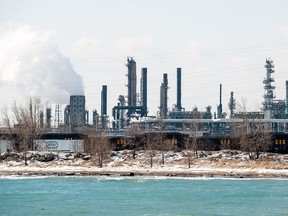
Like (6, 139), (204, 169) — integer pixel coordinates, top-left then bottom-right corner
(217, 84), (223, 118)
(159, 73), (168, 118)
(112, 58), (148, 129)
(228, 92), (236, 118)
(126, 57), (137, 116)
(54, 104), (62, 128)
(101, 85), (108, 128)
(263, 58), (275, 119)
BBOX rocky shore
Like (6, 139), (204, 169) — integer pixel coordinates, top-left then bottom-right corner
(1, 150), (288, 178)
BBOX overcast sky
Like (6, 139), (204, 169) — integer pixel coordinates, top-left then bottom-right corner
(1, 0), (288, 123)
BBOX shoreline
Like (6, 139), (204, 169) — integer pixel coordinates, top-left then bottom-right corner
(1, 164), (288, 179)
(1, 149), (288, 178)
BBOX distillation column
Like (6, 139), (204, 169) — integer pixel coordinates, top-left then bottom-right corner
(263, 59), (275, 119)
(126, 57), (137, 117)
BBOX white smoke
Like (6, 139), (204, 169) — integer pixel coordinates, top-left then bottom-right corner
(0, 23), (84, 106)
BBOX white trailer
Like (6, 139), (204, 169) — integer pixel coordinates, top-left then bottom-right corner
(34, 140), (84, 153)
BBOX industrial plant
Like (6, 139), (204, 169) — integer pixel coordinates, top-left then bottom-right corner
(61, 58), (287, 128)
(44, 57), (286, 152)
(1, 57), (288, 154)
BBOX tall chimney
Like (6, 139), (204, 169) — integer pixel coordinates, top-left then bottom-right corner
(101, 85), (107, 129)
(217, 84), (223, 118)
(177, 68), (182, 111)
(141, 68), (147, 116)
(101, 85), (107, 116)
(160, 73), (168, 118)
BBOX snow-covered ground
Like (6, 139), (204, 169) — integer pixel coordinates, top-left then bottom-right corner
(1, 150), (288, 177)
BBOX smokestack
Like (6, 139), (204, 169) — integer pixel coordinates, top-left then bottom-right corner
(217, 84), (223, 118)
(101, 85), (107, 116)
(286, 81), (288, 114)
(229, 91), (236, 118)
(101, 85), (107, 129)
(160, 73), (168, 118)
(176, 68), (182, 111)
(141, 68), (148, 116)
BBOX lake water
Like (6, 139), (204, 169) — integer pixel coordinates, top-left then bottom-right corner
(0, 176), (288, 216)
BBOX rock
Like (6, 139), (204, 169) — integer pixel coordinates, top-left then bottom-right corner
(110, 152), (117, 157)
(37, 153), (55, 162)
(6, 156), (16, 161)
(2, 152), (18, 160)
(26, 152), (33, 160)
(83, 155), (91, 160)
(73, 152), (82, 158)
(37, 156), (46, 162)
(44, 153), (55, 162)
(199, 153), (207, 158)
(65, 153), (72, 158)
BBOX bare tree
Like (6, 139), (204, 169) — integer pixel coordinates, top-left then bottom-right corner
(236, 98), (272, 160)
(145, 132), (156, 168)
(2, 97), (45, 165)
(2, 105), (16, 150)
(125, 123), (141, 157)
(86, 128), (111, 168)
(190, 121), (200, 158)
(154, 118), (167, 165)
(238, 121), (271, 160)
(184, 135), (192, 168)
(184, 119), (202, 160)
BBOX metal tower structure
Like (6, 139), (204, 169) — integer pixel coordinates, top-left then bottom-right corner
(54, 104), (62, 128)
(112, 58), (147, 129)
(263, 58), (275, 119)
(217, 84), (223, 118)
(160, 73), (168, 118)
(228, 92), (236, 118)
(126, 57), (137, 109)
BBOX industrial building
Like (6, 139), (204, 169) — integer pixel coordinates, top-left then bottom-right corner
(64, 95), (87, 131)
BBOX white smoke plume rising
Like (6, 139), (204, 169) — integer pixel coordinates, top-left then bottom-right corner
(0, 23), (84, 106)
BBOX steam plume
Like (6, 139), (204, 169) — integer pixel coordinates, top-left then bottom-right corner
(0, 23), (84, 105)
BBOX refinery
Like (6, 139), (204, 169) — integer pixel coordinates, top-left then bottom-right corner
(39, 57), (286, 152)
(62, 58), (288, 131)
(1, 57), (288, 153)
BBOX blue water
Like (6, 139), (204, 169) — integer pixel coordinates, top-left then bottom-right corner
(0, 176), (288, 216)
